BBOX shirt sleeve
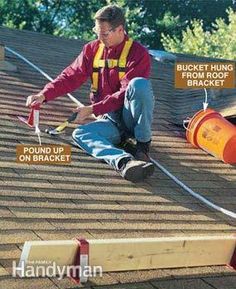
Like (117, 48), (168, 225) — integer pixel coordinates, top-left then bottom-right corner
(40, 44), (92, 102)
(92, 45), (151, 116)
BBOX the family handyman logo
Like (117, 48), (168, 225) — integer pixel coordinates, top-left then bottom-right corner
(12, 260), (103, 280)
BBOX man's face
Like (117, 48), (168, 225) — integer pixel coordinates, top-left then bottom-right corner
(94, 20), (124, 47)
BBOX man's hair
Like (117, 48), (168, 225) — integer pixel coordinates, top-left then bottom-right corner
(94, 5), (126, 28)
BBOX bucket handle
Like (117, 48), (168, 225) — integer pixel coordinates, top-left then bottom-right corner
(183, 117), (191, 131)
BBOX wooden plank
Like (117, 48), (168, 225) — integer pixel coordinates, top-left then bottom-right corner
(89, 236), (236, 271)
(19, 235), (236, 273)
(20, 240), (78, 267)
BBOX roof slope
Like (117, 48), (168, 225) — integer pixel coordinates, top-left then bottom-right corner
(0, 26), (235, 289)
(152, 51), (236, 125)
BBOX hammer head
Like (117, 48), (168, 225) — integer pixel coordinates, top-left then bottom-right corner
(45, 127), (62, 136)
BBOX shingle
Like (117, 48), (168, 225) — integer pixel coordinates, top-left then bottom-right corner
(202, 276), (236, 289)
(86, 230), (181, 240)
(158, 266), (235, 279)
(0, 278), (58, 289)
(0, 265), (9, 276)
(50, 276), (96, 288)
(151, 279), (215, 289)
(34, 229), (92, 241)
(118, 203), (205, 213)
(94, 281), (155, 289)
(8, 207), (65, 219)
(48, 219), (103, 230)
(0, 218), (55, 230)
(0, 230), (40, 244)
(0, 244), (21, 259)
(109, 269), (173, 284)
(0, 208), (15, 217)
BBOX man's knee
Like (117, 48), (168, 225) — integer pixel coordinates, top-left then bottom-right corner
(126, 77), (153, 101)
(129, 77), (149, 91)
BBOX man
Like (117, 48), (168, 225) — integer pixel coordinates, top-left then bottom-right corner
(26, 5), (155, 182)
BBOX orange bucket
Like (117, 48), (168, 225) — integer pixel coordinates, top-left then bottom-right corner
(186, 108), (236, 164)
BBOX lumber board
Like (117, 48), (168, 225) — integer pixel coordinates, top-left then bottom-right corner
(18, 235), (236, 274)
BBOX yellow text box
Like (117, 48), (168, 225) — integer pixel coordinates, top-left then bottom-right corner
(16, 145), (71, 165)
(175, 62), (235, 89)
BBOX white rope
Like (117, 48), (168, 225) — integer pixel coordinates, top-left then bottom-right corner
(151, 158), (236, 219)
(6, 46), (236, 219)
(5, 46), (82, 107)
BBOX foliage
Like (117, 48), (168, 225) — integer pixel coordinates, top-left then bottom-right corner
(0, 0), (107, 40)
(162, 8), (236, 60)
(0, 0), (235, 49)
(131, 0), (235, 48)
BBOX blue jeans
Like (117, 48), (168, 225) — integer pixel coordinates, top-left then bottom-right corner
(72, 77), (154, 170)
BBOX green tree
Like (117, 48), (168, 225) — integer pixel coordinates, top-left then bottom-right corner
(0, 0), (235, 48)
(128, 0), (235, 48)
(0, 0), (107, 40)
(162, 8), (236, 60)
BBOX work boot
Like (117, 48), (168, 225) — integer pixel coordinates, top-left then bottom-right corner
(118, 157), (154, 182)
(118, 138), (137, 156)
(135, 140), (152, 162)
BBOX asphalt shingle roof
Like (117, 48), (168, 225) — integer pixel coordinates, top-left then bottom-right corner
(0, 26), (236, 289)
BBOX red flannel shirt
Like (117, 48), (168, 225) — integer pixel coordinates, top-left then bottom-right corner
(40, 35), (151, 116)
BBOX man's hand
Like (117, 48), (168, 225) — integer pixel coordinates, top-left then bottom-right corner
(26, 94), (45, 107)
(73, 105), (97, 124)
